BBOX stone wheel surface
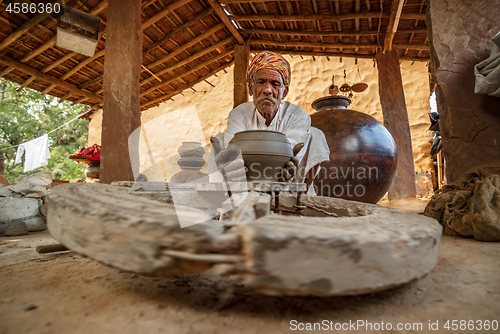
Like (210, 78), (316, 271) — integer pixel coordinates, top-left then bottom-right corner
(48, 183), (442, 296)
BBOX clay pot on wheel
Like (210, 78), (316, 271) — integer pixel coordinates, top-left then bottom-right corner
(229, 130), (293, 181)
(311, 96), (397, 203)
(170, 142), (208, 183)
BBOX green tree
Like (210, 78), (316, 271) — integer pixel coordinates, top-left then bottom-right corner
(0, 78), (89, 184)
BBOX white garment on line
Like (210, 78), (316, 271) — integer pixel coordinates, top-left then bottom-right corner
(15, 134), (51, 172)
(208, 101), (330, 190)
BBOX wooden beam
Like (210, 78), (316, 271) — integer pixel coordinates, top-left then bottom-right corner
(141, 61), (234, 109)
(250, 39), (379, 49)
(249, 39), (429, 51)
(141, 36), (233, 88)
(61, 49), (106, 81)
(100, 0), (143, 183)
(143, 8), (214, 54)
(141, 0), (192, 29)
(19, 1), (108, 63)
(16, 76), (35, 92)
(14, 1), (109, 92)
(81, 8), (219, 91)
(206, 0), (245, 45)
(84, 35), (234, 95)
(392, 44), (429, 51)
(228, 12), (425, 22)
(383, 0), (404, 53)
(254, 48), (429, 62)
(140, 48), (234, 97)
(0, 67), (13, 77)
(146, 22), (226, 69)
(41, 48), (106, 94)
(241, 28), (379, 37)
(20, 36), (56, 63)
(0, 56), (103, 103)
(220, 0), (357, 3)
(0, 11), (52, 52)
(376, 49), (416, 199)
(233, 43), (249, 108)
(396, 29), (428, 34)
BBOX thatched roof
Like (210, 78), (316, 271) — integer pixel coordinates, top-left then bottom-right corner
(0, 0), (428, 112)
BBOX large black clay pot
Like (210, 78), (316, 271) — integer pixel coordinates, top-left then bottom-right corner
(310, 96), (397, 203)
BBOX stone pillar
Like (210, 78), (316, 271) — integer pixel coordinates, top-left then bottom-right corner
(427, 0), (500, 182)
(233, 43), (250, 108)
(376, 50), (417, 199)
(100, 0), (143, 183)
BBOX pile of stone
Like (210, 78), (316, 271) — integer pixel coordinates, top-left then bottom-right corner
(0, 171), (51, 234)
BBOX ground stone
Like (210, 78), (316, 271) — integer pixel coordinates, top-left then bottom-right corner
(4, 221), (29, 236)
(47, 183), (442, 296)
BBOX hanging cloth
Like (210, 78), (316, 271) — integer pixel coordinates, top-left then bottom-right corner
(15, 134), (51, 172)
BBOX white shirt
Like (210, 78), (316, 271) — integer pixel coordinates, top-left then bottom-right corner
(225, 101), (311, 163)
(209, 101), (330, 184)
(15, 134), (51, 172)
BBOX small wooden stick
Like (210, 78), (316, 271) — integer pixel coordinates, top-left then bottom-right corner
(162, 250), (242, 263)
(36, 243), (68, 254)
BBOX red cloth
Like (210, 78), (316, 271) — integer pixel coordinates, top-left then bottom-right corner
(70, 144), (101, 161)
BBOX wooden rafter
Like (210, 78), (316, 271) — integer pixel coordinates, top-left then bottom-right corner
(20, 1), (108, 63)
(250, 39), (429, 51)
(206, 0), (245, 44)
(141, 37), (234, 88)
(80, 23), (234, 94)
(146, 22), (226, 68)
(229, 12), (425, 22)
(144, 7), (214, 54)
(0, 11), (52, 52)
(241, 28), (380, 37)
(221, 0), (357, 3)
(250, 39), (379, 49)
(12, 1), (109, 93)
(0, 56), (103, 103)
(256, 48), (429, 62)
(383, 0), (405, 53)
(141, 0), (192, 29)
(20, 0), (191, 96)
(141, 61), (234, 108)
(140, 49), (234, 97)
(0, 0), (430, 110)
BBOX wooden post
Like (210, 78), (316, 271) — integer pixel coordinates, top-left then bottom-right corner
(233, 43), (250, 108)
(100, 0), (143, 183)
(376, 49), (416, 200)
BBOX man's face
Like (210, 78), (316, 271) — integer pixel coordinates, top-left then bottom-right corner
(249, 68), (289, 115)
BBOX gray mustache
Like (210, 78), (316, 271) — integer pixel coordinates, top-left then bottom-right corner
(258, 96), (277, 103)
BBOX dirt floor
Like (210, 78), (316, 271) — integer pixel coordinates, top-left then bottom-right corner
(1, 203), (499, 334)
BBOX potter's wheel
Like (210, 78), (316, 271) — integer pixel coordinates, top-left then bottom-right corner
(46, 183), (442, 297)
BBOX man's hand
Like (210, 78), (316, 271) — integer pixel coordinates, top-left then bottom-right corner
(279, 143), (304, 182)
(211, 137), (247, 182)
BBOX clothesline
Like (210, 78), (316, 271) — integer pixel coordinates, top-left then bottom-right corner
(0, 114), (82, 152)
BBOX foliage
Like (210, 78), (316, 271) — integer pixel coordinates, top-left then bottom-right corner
(0, 78), (89, 184)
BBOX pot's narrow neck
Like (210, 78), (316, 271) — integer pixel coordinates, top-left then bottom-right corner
(311, 95), (352, 112)
(315, 105), (348, 112)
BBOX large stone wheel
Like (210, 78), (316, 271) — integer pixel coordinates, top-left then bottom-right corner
(47, 183), (442, 296)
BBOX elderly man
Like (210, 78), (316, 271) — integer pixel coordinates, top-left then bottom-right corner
(209, 51), (330, 191)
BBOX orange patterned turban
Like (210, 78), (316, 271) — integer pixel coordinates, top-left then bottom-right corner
(246, 51), (291, 86)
